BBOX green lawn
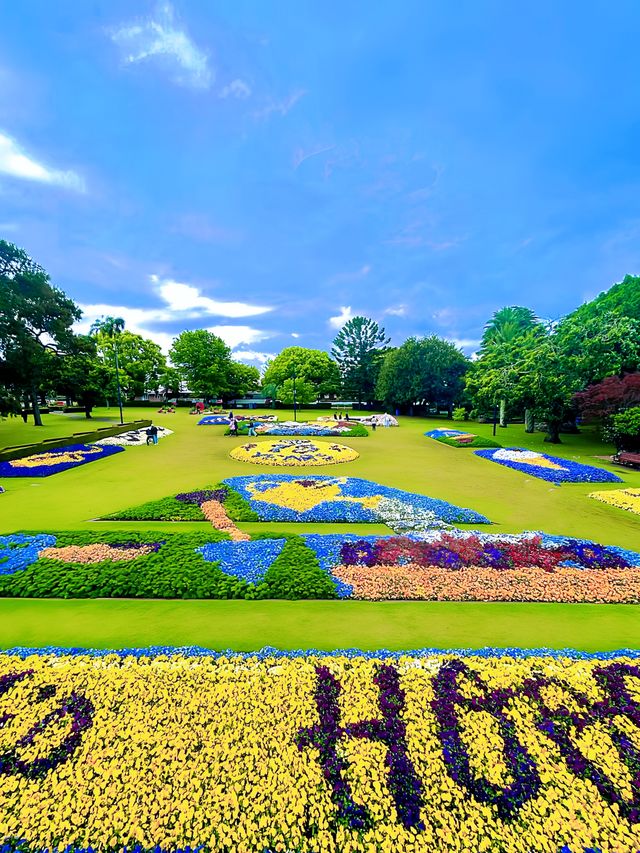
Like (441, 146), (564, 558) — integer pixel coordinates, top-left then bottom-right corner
(1, 406), (638, 651)
(1, 599), (639, 652)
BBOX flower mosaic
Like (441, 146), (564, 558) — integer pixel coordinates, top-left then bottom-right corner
(223, 474), (489, 529)
(590, 487), (640, 516)
(236, 421), (368, 438)
(39, 543), (162, 563)
(229, 438), (359, 467)
(303, 531), (640, 602)
(199, 538), (286, 583)
(1, 650), (639, 852)
(95, 427), (172, 446)
(0, 535), (56, 576)
(0, 444), (124, 478)
(475, 447), (623, 483)
(425, 428), (501, 448)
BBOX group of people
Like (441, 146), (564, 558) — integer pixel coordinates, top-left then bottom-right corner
(227, 412), (257, 437)
(333, 411), (350, 421)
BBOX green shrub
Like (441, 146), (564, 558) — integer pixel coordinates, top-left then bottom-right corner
(259, 536), (338, 600)
(436, 435), (502, 448)
(452, 407), (467, 422)
(610, 406), (640, 446)
(101, 483), (258, 523)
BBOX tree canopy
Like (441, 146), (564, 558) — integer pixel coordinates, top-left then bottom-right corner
(377, 337), (468, 411)
(332, 316), (390, 402)
(262, 347), (339, 399)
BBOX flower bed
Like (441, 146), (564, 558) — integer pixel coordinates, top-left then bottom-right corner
(303, 531), (640, 602)
(425, 428), (501, 448)
(95, 427), (172, 446)
(0, 650), (639, 852)
(0, 535), (56, 575)
(475, 447), (623, 483)
(0, 444), (124, 478)
(103, 484), (258, 523)
(230, 421), (369, 438)
(223, 474), (489, 528)
(199, 415), (278, 426)
(230, 439), (359, 466)
(590, 487), (640, 516)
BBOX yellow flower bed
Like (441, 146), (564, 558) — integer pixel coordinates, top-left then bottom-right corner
(590, 487), (640, 516)
(1, 653), (639, 851)
(230, 438), (359, 466)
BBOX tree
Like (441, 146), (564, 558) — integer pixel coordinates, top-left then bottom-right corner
(568, 273), (640, 324)
(477, 306), (544, 429)
(158, 366), (183, 399)
(263, 347), (340, 398)
(377, 337), (468, 413)
(51, 335), (112, 419)
(93, 323), (166, 401)
(227, 361), (261, 399)
(331, 317), (390, 403)
(0, 240), (81, 426)
(169, 330), (235, 400)
(278, 377), (316, 406)
(574, 373), (640, 420)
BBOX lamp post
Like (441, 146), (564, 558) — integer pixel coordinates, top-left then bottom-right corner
(114, 340), (124, 425)
(292, 366), (298, 422)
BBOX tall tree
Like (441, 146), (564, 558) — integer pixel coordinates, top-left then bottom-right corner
(51, 335), (112, 419)
(227, 361), (261, 399)
(169, 330), (235, 400)
(92, 322), (166, 401)
(377, 337), (468, 413)
(0, 240), (80, 426)
(331, 316), (390, 403)
(477, 306), (543, 429)
(262, 347), (340, 400)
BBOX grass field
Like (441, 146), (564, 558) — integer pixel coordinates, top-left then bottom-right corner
(1, 406), (638, 651)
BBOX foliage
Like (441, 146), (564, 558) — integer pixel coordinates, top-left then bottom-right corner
(227, 361), (261, 399)
(169, 330), (236, 400)
(452, 407), (467, 421)
(94, 328), (166, 400)
(377, 336), (468, 410)
(262, 347), (340, 397)
(574, 373), (640, 419)
(277, 377), (317, 405)
(332, 316), (390, 402)
(260, 536), (338, 599)
(610, 406), (640, 446)
(0, 240), (81, 425)
(49, 334), (111, 417)
(436, 434), (501, 448)
(103, 484), (258, 522)
(568, 273), (640, 323)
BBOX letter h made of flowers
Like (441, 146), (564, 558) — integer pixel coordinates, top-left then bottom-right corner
(296, 664), (424, 831)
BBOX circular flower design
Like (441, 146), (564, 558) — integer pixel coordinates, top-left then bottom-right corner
(229, 438), (359, 467)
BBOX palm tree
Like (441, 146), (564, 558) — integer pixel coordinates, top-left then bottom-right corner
(90, 316), (125, 424)
(480, 307), (541, 429)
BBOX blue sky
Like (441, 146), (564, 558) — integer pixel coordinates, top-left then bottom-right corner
(1, 1), (639, 366)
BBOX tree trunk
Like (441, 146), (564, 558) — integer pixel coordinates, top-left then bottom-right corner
(499, 398), (507, 428)
(544, 420), (562, 443)
(30, 387), (43, 427)
(524, 409), (535, 433)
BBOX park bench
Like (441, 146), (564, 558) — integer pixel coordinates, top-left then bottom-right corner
(614, 450), (640, 469)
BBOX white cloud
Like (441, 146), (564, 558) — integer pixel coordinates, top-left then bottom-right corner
(111, 2), (212, 89)
(384, 304), (407, 317)
(253, 89), (306, 120)
(329, 306), (355, 330)
(0, 132), (85, 192)
(446, 337), (480, 354)
(208, 325), (271, 349)
(291, 332), (300, 338)
(74, 305), (176, 353)
(154, 276), (271, 318)
(232, 349), (275, 365)
(219, 78), (251, 99)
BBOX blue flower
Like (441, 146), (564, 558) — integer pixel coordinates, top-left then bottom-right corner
(198, 539), (286, 583)
(0, 534), (56, 575)
(0, 444), (123, 478)
(475, 448), (623, 484)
